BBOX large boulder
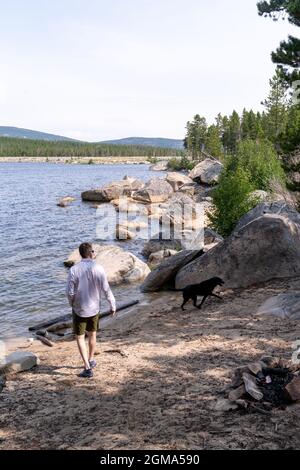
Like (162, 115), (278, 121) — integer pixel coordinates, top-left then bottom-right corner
(166, 172), (193, 191)
(235, 201), (300, 232)
(141, 250), (203, 292)
(189, 158), (223, 185)
(176, 210), (300, 289)
(256, 293), (300, 321)
(132, 178), (173, 204)
(82, 179), (144, 202)
(0, 352), (39, 374)
(64, 244), (150, 285)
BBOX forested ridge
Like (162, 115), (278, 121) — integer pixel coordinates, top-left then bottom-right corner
(0, 137), (183, 158)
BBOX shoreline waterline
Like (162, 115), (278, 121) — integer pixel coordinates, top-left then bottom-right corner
(0, 162), (166, 339)
(0, 156), (176, 164)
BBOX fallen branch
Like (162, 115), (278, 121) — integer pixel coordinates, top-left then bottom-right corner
(104, 349), (127, 357)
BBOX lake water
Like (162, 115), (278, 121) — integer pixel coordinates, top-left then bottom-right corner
(0, 162), (164, 339)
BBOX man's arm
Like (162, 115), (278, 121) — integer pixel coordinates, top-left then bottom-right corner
(98, 268), (116, 315)
(66, 268), (76, 307)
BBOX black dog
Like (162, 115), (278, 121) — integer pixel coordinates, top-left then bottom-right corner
(178, 277), (225, 311)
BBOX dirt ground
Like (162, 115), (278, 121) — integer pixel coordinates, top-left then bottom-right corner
(1, 278), (300, 450)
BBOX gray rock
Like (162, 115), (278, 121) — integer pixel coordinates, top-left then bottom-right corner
(166, 172), (193, 191)
(256, 293), (300, 320)
(141, 250), (203, 292)
(142, 234), (183, 258)
(57, 196), (76, 207)
(132, 178), (173, 204)
(176, 212), (300, 289)
(0, 351), (39, 374)
(81, 179), (144, 202)
(189, 158), (223, 185)
(148, 249), (178, 266)
(177, 182), (199, 197)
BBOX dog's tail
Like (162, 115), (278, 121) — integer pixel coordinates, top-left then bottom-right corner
(167, 288), (183, 292)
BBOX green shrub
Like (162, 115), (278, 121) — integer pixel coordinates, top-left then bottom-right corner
(148, 156), (159, 164)
(209, 165), (259, 237)
(235, 139), (285, 190)
(167, 156), (195, 171)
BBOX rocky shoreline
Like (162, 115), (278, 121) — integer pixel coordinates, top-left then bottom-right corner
(0, 156), (173, 164)
(1, 157), (300, 449)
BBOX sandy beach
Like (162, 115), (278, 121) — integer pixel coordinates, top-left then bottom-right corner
(1, 277), (300, 450)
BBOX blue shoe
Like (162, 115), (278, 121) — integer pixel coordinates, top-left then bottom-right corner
(78, 368), (93, 378)
(89, 360), (97, 369)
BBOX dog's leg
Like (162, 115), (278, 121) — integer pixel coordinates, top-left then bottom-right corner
(181, 297), (189, 311)
(211, 293), (222, 300)
(197, 295), (208, 309)
(192, 295), (198, 308)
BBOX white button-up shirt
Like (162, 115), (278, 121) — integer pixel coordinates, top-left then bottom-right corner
(66, 259), (116, 318)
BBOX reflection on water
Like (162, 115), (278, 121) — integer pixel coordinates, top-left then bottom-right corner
(0, 162), (164, 339)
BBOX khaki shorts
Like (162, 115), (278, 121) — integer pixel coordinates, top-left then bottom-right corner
(72, 311), (100, 336)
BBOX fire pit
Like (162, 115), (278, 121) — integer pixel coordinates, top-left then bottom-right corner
(223, 356), (300, 412)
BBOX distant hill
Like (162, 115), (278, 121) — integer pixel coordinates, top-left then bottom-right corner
(100, 137), (184, 149)
(0, 126), (77, 142)
(0, 127), (184, 149)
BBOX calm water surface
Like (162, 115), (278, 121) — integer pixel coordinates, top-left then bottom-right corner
(0, 162), (164, 339)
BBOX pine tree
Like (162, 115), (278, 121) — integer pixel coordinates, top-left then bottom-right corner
(280, 104), (300, 150)
(184, 115), (207, 158)
(206, 125), (223, 158)
(257, 0), (300, 85)
(262, 68), (289, 145)
(224, 111), (241, 153)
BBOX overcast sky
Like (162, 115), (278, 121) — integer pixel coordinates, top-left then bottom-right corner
(0, 0), (298, 141)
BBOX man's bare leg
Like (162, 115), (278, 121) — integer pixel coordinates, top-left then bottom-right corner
(76, 334), (90, 370)
(88, 331), (97, 362)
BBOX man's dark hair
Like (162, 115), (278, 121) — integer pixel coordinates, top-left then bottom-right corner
(79, 242), (93, 259)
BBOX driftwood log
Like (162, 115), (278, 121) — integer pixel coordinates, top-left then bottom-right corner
(47, 322), (72, 333)
(35, 335), (55, 347)
(29, 300), (139, 332)
(29, 314), (71, 332)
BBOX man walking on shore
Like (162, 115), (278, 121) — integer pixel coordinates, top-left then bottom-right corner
(66, 242), (116, 378)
